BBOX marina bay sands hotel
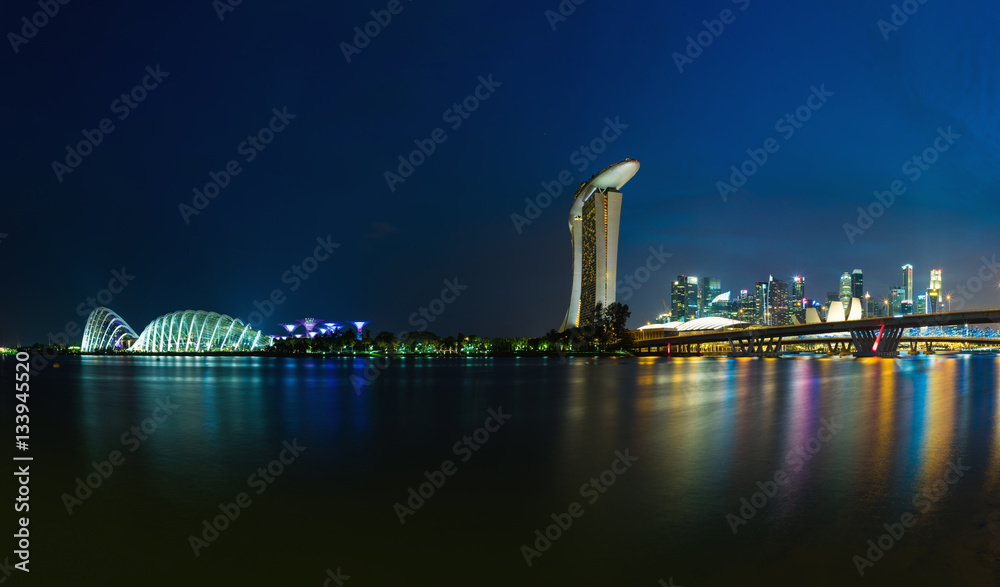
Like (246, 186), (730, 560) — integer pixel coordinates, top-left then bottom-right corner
(558, 158), (640, 332)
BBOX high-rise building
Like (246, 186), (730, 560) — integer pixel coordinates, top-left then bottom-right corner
(927, 269), (942, 313)
(902, 264), (913, 300)
(901, 299), (913, 315)
(927, 288), (940, 313)
(730, 290), (751, 321)
(791, 277), (806, 323)
(708, 291), (730, 318)
(686, 276), (700, 320)
(916, 293), (927, 314)
(865, 293), (878, 318)
(771, 278), (789, 325)
(755, 277), (788, 326)
(700, 277), (721, 317)
(839, 272), (852, 309)
(671, 277), (688, 322)
(930, 269), (942, 290)
(851, 269), (864, 304)
(890, 286), (905, 316)
(559, 159), (639, 331)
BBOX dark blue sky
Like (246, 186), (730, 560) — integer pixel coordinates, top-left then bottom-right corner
(2, 0), (999, 345)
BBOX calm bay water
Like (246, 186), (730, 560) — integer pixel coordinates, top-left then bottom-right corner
(4, 354), (1000, 585)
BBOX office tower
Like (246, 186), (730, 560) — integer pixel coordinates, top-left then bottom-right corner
(902, 264), (913, 300)
(559, 159), (639, 331)
(917, 293), (927, 314)
(851, 269), (864, 302)
(930, 269), (942, 290)
(890, 286), (905, 316)
(791, 276), (806, 323)
(754, 281), (768, 325)
(671, 277), (688, 322)
(866, 293), (877, 318)
(730, 290), (750, 321)
(839, 272), (852, 309)
(708, 291), (730, 318)
(770, 278), (789, 325)
(927, 269), (942, 313)
(687, 276), (700, 320)
(927, 288), (940, 313)
(755, 277), (788, 326)
(901, 299), (913, 315)
(700, 277), (721, 317)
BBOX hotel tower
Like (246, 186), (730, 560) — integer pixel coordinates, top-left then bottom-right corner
(559, 159), (640, 332)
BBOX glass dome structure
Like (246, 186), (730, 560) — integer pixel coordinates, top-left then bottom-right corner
(81, 307), (272, 352)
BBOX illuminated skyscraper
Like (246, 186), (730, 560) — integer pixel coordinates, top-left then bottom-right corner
(700, 277), (721, 317)
(890, 286), (905, 316)
(755, 277), (788, 326)
(851, 269), (864, 301)
(791, 277), (806, 323)
(559, 159), (639, 331)
(671, 277), (688, 321)
(686, 276), (700, 319)
(927, 269), (942, 313)
(902, 264), (913, 300)
(839, 272), (852, 309)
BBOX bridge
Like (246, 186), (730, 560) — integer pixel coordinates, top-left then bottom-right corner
(631, 309), (1000, 358)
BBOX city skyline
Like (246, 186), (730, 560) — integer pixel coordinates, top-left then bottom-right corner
(661, 262), (966, 324)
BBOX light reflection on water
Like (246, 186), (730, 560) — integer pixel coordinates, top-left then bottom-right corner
(5, 353), (1000, 585)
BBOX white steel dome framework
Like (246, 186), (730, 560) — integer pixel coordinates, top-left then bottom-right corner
(81, 307), (272, 352)
(81, 307), (139, 351)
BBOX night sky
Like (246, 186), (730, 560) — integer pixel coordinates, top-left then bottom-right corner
(3, 0), (999, 346)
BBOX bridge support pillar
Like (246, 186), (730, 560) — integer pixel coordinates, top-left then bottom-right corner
(851, 326), (901, 357)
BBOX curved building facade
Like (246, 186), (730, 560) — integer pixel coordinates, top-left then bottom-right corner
(81, 307), (139, 352)
(559, 158), (640, 332)
(82, 307), (272, 352)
